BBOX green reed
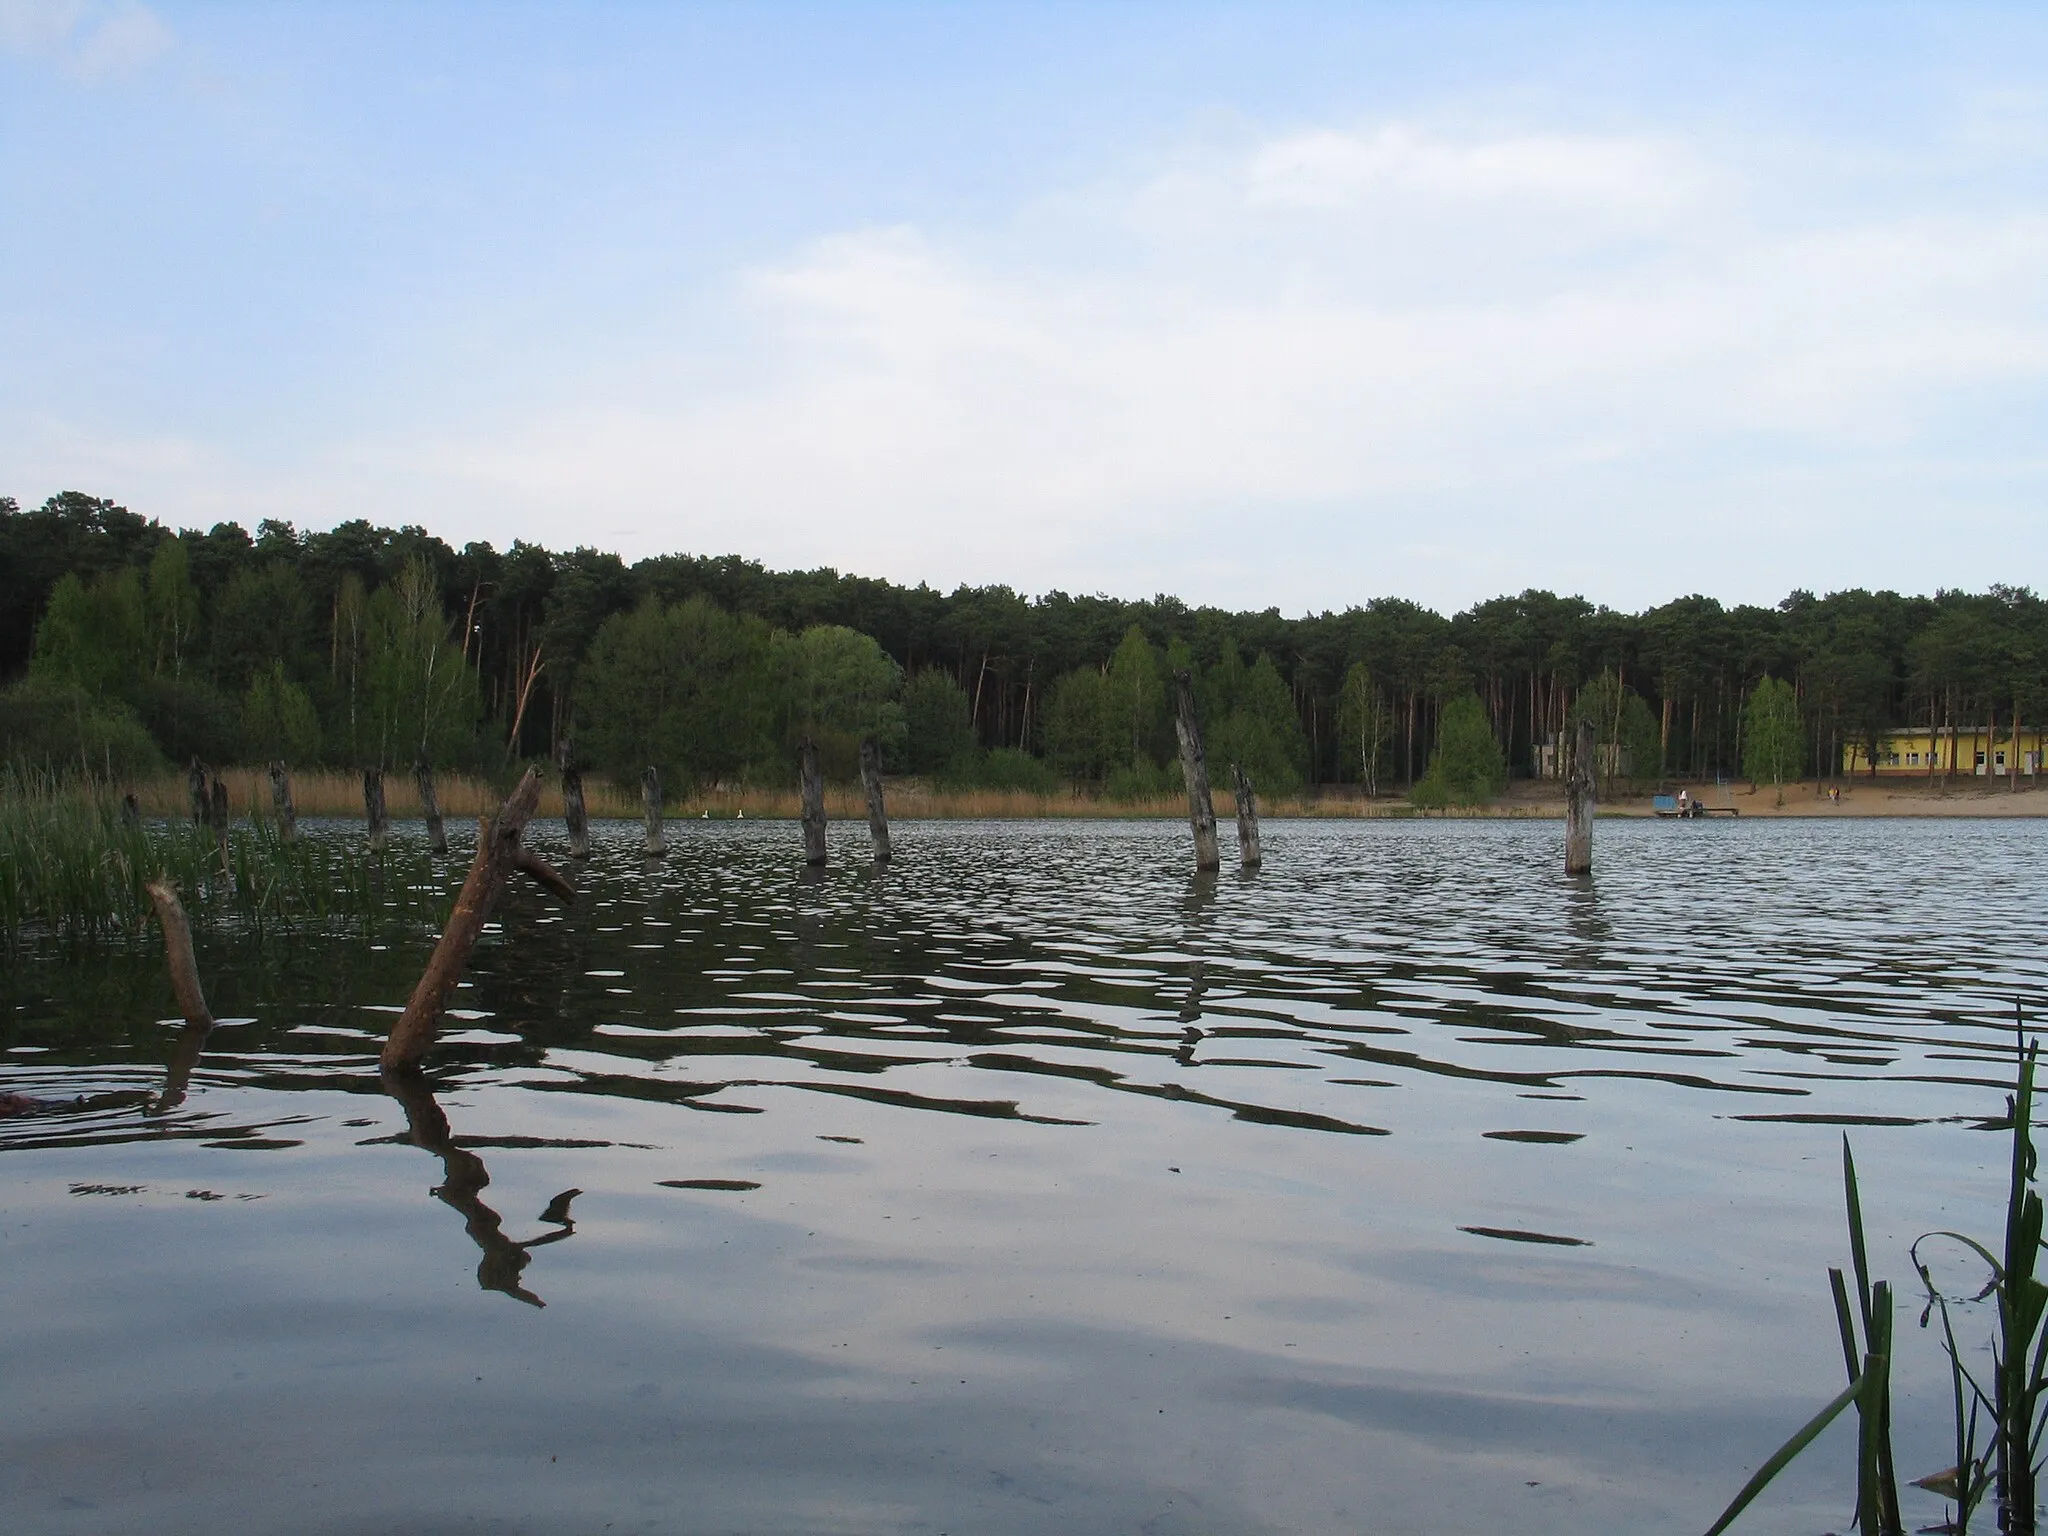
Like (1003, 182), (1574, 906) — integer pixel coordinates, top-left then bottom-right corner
(1706, 1006), (2047, 1536)
(0, 769), (453, 947)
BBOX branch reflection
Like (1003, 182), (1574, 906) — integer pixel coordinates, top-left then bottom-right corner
(380, 1065), (581, 1308)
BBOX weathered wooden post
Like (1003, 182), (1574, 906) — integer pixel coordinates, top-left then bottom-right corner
(186, 757), (208, 824)
(382, 767), (574, 1069)
(1231, 761), (1262, 869)
(1172, 670), (1221, 873)
(858, 736), (890, 862)
(641, 766), (666, 857)
(1564, 717), (1595, 877)
(364, 767), (389, 852)
(208, 777), (231, 877)
(799, 736), (828, 866)
(145, 877), (214, 1031)
(145, 875), (215, 1116)
(267, 761), (296, 842)
(558, 743), (590, 859)
(415, 759), (447, 855)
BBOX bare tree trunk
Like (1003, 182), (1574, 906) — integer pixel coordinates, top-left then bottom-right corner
(800, 737), (828, 866)
(1231, 762), (1261, 870)
(1565, 717), (1595, 877)
(859, 736), (890, 862)
(415, 759), (447, 855)
(641, 767), (666, 857)
(382, 768), (572, 1069)
(144, 877), (213, 1030)
(268, 761), (296, 843)
(1173, 670), (1220, 873)
(557, 744), (589, 860)
(364, 767), (389, 853)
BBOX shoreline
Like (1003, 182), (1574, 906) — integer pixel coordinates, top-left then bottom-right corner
(105, 768), (2048, 823)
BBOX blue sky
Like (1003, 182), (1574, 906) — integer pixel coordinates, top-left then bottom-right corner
(3, 2), (2044, 615)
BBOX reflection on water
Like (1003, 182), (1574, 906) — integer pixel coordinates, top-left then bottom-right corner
(3, 817), (2046, 1533)
(381, 1064), (581, 1307)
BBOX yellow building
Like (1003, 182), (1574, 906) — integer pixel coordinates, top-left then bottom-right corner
(1843, 727), (2045, 778)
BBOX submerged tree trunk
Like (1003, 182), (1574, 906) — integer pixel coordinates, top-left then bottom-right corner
(859, 736), (890, 862)
(415, 759), (447, 855)
(1172, 670), (1220, 874)
(641, 767), (666, 857)
(558, 746), (589, 860)
(1564, 718), (1595, 877)
(799, 737), (828, 867)
(1231, 762), (1261, 870)
(364, 767), (389, 853)
(268, 761), (296, 843)
(144, 877), (213, 1031)
(382, 768), (572, 1069)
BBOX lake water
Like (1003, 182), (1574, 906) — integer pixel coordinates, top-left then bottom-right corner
(3, 816), (2044, 1535)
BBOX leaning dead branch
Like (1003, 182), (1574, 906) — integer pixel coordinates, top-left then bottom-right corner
(380, 767), (572, 1069)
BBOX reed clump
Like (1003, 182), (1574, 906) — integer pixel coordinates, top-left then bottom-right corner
(0, 771), (452, 948)
(1706, 1005), (2048, 1536)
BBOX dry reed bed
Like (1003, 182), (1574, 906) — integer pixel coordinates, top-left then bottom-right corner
(120, 769), (1457, 822)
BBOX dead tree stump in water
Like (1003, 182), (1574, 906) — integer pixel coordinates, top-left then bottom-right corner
(558, 744), (590, 860)
(208, 777), (231, 877)
(1173, 670), (1221, 873)
(641, 767), (667, 857)
(1231, 762), (1262, 869)
(186, 758), (208, 824)
(1564, 717), (1596, 877)
(799, 736), (828, 866)
(382, 767), (573, 1069)
(364, 767), (389, 853)
(121, 792), (141, 827)
(415, 759), (447, 855)
(144, 878), (214, 1031)
(268, 761), (296, 843)
(858, 736), (890, 862)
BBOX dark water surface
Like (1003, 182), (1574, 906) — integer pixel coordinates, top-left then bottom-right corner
(3, 817), (2043, 1534)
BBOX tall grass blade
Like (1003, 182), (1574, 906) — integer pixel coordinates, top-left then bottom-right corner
(1703, 1375), (1867, 1536)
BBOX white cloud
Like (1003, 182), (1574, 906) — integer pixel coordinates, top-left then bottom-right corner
(20, 119), (2044, 612)
(0, 0), (169, 78)
(371, 121), (2044, 609)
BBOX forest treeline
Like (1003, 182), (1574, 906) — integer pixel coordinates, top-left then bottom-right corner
(4, 490), (2045, 798)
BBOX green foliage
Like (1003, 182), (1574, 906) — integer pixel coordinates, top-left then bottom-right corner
(31, 570), (149, 702)
(360, 558), (482, 768)
(1411, 691), (1505, 806)
(1105, 625), (1165, 768)
(243, 661), (322, 764)
(207, 562), (315, 694)
(1206, 651), (1307, 797)
(903, 669), (975, 775)
(576, 595), (775, 788)
(1043, 666), (1114, 780)
(1105, 758), (1180, 802)
(1335, 661), (1394, 796)
(1572, 669), (1663, 786)
(135, 675), (242, 767)
(773, 623), (905, 776)
(0, 681), (163, 780)
(1744, 676), (1804, 794)
(144, 538), (201, 678)
(944, 746), (1062, 794)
